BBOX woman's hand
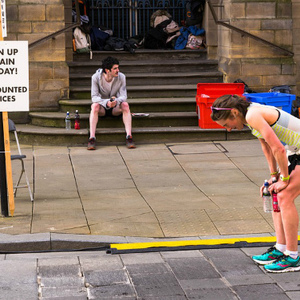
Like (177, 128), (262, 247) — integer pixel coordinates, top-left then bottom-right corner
(269, 180), (289, 193)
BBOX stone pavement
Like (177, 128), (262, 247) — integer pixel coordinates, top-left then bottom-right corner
(2, 247), (300, 300)
(1, 138), (300, 250)
(1, 138), (300, 299)
(2, 139), (278, 235)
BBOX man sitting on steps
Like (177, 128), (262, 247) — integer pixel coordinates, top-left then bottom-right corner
(87, 56), (136, 150)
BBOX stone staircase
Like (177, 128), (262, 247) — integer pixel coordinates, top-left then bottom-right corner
(16, 49), (251, 146)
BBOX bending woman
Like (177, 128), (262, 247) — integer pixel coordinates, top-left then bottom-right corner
(211, 94), (300, 273)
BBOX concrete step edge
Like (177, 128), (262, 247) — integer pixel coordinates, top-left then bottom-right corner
(29, 111), (197, 119)
(69, 71), (223, 79)
(17, 124), (227, 135)
(59, 97), (197, 106)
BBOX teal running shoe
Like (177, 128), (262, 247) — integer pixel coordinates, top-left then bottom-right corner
(252, 246), (284, 265)
(264, 255), (300, 273)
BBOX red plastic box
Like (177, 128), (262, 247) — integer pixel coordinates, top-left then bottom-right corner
(196, 83), (245, 129)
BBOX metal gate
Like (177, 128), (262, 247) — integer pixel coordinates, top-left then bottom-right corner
(89, 0), (186, 39)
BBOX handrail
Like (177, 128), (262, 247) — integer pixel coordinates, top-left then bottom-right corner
(28, 0), (81, 49)
(206, 0), (294, 57)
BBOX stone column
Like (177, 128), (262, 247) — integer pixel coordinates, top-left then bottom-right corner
(6, 0), (69, 118)
(292, 0), (300, 95)
(210, 0), (296, 92)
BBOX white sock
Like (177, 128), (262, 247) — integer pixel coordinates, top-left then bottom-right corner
(285, 250), (299, 259)
(275, 243), (286, 253)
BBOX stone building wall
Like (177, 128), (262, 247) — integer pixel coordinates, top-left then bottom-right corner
(205, 0), (297, 94)
(292, 0), (300, 95)
(6, 0), (70, 114)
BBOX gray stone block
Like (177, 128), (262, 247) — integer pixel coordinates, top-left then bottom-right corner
(179, 278), (228, 290)
(185, 288), (239, 300)
(87, 284), (136, 299)
(0, 285), (39, 300)
(84, 269), (128, 286)
(234, 284), (289, 300)
(268, 272), (300, 291)
(166, 257), (220, 280)
(120, 252), (165, 265)
(40, 276), (84, 287)
(41, 286), (87, 299)
(139, 297), (186, 300)
(38, 264), (81, 278)
(226, 274), (274, 286)
(161, 250), (203, 259)
(126, 263), (170, 275)
(286, 291), (300, 300)
(41, 297), (87, 300)
(205, 256), (263, 277)
(131, 273), (184, 297)
(79, 253), (124, 272)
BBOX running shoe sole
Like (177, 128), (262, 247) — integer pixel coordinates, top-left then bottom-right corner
(265, 265), (300, 273)
(252, 258), (277, 265)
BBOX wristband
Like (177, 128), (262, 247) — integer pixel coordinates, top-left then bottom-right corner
(280, 174), (290, 182)
(270, 171), (278, 176)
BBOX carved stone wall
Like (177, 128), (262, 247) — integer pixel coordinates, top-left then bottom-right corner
(204, 0), (297, 94)
(6, 0), (71, 114)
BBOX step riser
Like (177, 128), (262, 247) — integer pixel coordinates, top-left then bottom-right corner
(70, 90), (197, 99)
(70, 76), (222, 86)
(69, 63), (218, 74)
(17, 130), (254, 146)
(31, 116), (198, 128)
(59, 102), (197, 114)
(23, 50), (227, 146)
(73, 51), (208, 62)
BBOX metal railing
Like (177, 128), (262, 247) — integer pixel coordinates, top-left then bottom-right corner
(89, 0), (186, 39)
(206, 0), (294, 57)
(28, 0), (294, 58)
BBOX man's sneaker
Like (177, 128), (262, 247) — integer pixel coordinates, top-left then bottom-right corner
(252, 246), (284, 265)
(126, 135), (136, 149)
(264, 255), (300, 273)
(87, 137), (96, 150)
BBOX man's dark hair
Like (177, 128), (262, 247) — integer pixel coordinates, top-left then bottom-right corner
(102, 56), (119, 73)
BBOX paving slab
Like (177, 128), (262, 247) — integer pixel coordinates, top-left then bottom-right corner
(139, 186), (218, 211)
(5, 139), (300, 243)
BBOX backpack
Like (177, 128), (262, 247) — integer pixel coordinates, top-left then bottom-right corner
(185, 0), (205, 27)
(72, 0), (88, 16)
(270, 85), (291, 94)
(90, 27), (110, 51)
(234, 79), (256, 93)
(291, 96), (300, 118)
(74, 27), (91, 55)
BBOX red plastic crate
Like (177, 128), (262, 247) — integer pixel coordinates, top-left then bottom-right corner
(196, 83), (244, 129)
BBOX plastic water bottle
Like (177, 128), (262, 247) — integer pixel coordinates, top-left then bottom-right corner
(65, 111), (71, 130)
(272, 177), (280, 212)
(263, 180), (272, 213)
(75, 110), (80, 130)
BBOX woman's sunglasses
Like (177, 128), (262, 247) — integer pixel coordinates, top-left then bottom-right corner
(211, 107), (233, 111)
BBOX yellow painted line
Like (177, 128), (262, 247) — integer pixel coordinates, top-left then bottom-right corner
(111, 236), (300, 251)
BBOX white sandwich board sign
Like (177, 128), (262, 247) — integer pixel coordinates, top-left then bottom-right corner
(0, 41), (29, 112)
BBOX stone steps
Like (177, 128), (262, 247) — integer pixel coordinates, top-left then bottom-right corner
(73, 49), (208, 62)
(30, 111), (198, 128)
(59, 97), (197, 113)
(16, 123), (253, 146)
(19, 49), (228, 145)
(69, 71), (222, 86)
(69, 84), (199, 99)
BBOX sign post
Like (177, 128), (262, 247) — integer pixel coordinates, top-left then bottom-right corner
(0, 1), (29, 216)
